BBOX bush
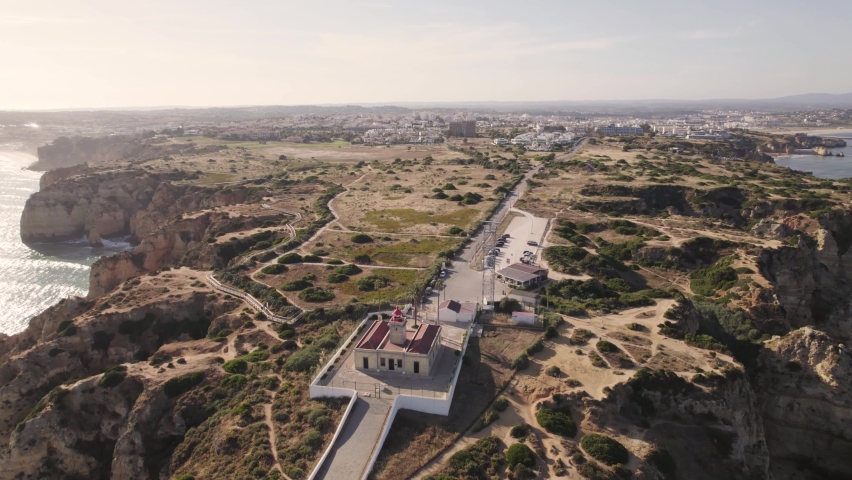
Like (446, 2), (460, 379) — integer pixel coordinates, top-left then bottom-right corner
(280, 279), (312, 291)
(496, 297), (522, 314)
(510, 424), (528, 438)
(646, 445), (676, 477)
(448, 226), (464, 235)
(580, 433), (629, 466)
(299, 287), (335, 302)
(261, 264), (288, 275)
(511, 353), (529, 370)
(278, 253), (302, 264)
(284, 345), (322, 372)
(506, 443), (536, 468)
(351, 233), (373, 244)
(302, 254), (322, 263)
(164, 372), (205, 398)
(222, 359), (248, 374)
(99, 365), (127, 388)
(326, 258), (344, 265)
(335, 264), (363, 275)
(244, 348), (269, 362)
(220, 374), (248, 389)
(528, 337), (545, 354)
(536, 407), (577, 437)
(544, 325), (558, 338)
(596, 340), (620, 353)
(493, 397), (510, 412)
(326, 273), (348, 283)
(353, 254), (372, 263)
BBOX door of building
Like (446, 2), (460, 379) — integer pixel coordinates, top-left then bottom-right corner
(413, 361), (420, 374)
(363, 357), (368, 369)
(389, 359), (395, 371)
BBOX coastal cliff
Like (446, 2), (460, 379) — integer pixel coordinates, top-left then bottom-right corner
(30, 135), (225, 171)
(21, 168), (267, 244)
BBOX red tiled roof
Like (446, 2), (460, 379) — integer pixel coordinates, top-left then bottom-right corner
(439, 300), (461, 313)
(356, 320), (389, 350)
(407, 324), (441, 354)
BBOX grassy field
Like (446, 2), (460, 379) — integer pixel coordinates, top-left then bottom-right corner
(350, 236), (460, 267)
(337, 268), (419, 303)
(363, 208), (480, 233)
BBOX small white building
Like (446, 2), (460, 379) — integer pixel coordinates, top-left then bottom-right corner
(438, 300), (478, 322)
(511, 311), (536, 326)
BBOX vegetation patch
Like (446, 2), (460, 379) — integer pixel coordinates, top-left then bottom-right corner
(363, 208), (480, 232)
(506, 443), (536, 468)
(536, 407), (577, 437)
(164, 372), (205, 398)
(222, 359), (248, 374)
(580, 433), (629, 466)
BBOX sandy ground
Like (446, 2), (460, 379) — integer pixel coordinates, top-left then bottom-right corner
(415, 298), (735, 479)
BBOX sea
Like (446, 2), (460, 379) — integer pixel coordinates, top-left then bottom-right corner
(773, 131), (852, 179)
(0, 151), (132, 335)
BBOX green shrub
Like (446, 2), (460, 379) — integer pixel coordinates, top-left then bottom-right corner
(526, 339), (544, 356)
(299, 287), (335, 302)
(493, 397), (510, 412)
(222, 358), (248, 374)
(536, 407), (577, 437)
(626, 322), (645, 331)
(302, 254), (322, 263)
(351, 233), (373, 244)
(284, 345), (322, 372)
(163, 372), (205, 398)
(261, 263), (288, 275)
(280, 278), (312, 291)
(277, 253), (302, 264)
(690, 261), (738, 296)
(506, 443), (536, 467)
(544, 325), (558, 338)
(353, 254), (371, 263)
(510, 424), (528, 438)
(596, 340), (620, 353)
(244, 348), (270, 362)
(220, 374), (248, 389)
(326, 273), (348, 283)
(580, 433), (629, 466)
(99, 365), (127, 388)
(335, 264), (363, 275)
(326, 258), (344, 265)
(511, 353), (529, 370)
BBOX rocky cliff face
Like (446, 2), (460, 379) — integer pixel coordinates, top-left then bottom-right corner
(20, 170), (176, 243)
(89, 211), (286, 297)
(754, 327), (852, 480)
(759, 228), (852, 340)
(595, 368), (770, 480)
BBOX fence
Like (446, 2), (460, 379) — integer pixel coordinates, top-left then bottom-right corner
(206, 274), (302, 324)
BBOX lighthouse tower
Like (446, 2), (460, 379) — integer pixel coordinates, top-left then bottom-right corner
(389, 306), (406, 345)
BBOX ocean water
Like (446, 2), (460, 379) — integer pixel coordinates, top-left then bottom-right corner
(0, 151), (133, 335)
(774, 131), (852, 179)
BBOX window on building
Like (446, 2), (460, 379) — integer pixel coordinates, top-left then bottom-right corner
(397, 359), (402, 368)
(380, 358), (386, 367)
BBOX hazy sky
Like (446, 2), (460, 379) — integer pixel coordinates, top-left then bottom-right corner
(2, 0), (850, 109)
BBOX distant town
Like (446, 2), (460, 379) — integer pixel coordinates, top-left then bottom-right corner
(1, 106), (850, 153)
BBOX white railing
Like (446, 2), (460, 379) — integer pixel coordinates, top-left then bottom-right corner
(205, 274), (301, 324)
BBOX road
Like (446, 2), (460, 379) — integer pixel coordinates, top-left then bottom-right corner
(427, 138), (587, 310)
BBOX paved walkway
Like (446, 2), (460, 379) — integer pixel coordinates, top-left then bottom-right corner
(314, 396), (393, 480)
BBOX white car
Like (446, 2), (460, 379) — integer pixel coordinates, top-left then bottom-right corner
(439, 271), (446, 278)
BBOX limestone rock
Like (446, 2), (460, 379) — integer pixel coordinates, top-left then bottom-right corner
(88, 227), (103, 248)
(750, 219), (791, 239)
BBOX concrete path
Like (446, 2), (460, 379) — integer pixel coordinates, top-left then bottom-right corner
(314, 395), (393, 480)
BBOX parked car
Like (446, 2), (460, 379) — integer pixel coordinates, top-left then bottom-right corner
(495, 242), (505, 247)
(523, 250), (532, 256)
(439, 271), (446, 278)
(527, 240), (538, 246)
(502, 234), (510, 238)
